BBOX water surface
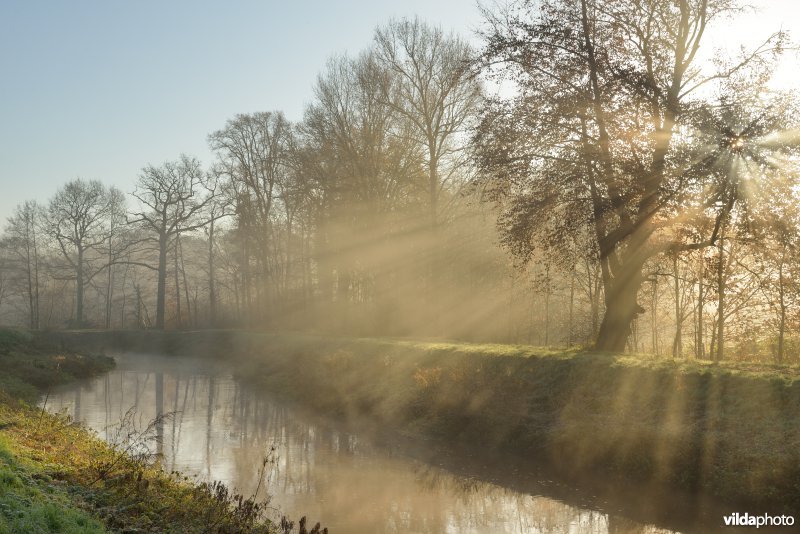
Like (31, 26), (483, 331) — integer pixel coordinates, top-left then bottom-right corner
(45, 353), (685, 533)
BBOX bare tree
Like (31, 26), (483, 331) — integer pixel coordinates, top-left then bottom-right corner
(302, 52), (425, 324)
(2, 201), (43, 328)
(46, 179), (118, 326)
(128, 155), (216, 330)
(202, 167), (233, 326)
(101, 188), (127, 328)
(375, 18), (481, 226)
(209, 112), (294, 320)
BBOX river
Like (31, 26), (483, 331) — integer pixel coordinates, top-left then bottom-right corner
(43, 353), (699, 533)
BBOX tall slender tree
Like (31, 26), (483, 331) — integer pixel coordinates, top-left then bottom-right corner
(46, 179), (119, 325)
(374, 18), (481, 226)
(128, 155), (216, 329)
(3, 201), (43, 328)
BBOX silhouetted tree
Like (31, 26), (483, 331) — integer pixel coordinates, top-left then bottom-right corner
(2, 201), (43, 328)
(476, 0), (793, 351)
(46, 179), (119, 326)
(374, 17), (481, 226)
(128, 155), (216, 329)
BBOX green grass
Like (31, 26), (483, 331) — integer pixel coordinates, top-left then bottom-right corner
(0, 401), (277, 533)
(33, 328), (800, 508)
(0, 328), (282, 533)
(0, 435), (106, 534)
(0, 328), (115, 404)
(219, 332), (800, 509)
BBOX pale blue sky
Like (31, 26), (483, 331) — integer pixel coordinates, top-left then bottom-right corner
(0, 1), (796, 221)
(0, 0), (483, 220)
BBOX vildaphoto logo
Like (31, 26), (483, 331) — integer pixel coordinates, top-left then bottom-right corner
(723, 513), (795, 528)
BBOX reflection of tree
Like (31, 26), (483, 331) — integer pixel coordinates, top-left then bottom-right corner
(44, 364), (677, 534)
(169, 374), (185, 467)
(206, 375), (215, 478)
(412, 464), (628, 533)
(155, 372), (164, 458)
(103, 372), (110, 437)
(73, 385), (81, 421)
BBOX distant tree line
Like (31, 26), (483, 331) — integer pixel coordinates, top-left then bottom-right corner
(2, 4), (799, 363)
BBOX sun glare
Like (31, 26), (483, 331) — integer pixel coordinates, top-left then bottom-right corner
(730, 137), (745, 152)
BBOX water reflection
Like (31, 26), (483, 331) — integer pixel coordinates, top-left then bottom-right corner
(47, 354), (676, 534)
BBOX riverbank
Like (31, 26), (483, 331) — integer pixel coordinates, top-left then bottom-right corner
(40, 329), (800, 511)
(0, 329), (294, 533)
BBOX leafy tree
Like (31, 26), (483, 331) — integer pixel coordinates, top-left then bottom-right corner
(475, 0), (794, 351)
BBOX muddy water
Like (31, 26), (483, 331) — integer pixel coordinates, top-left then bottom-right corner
(44, 353), (685, 533)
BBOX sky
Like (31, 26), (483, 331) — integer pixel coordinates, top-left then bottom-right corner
(0, 0), (797, 222)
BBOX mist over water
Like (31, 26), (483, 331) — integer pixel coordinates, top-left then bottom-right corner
(2, 2), (798, 533)
(42, 353), (678, 534)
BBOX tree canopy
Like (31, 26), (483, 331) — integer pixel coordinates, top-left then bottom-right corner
(475, 0), (800, 351)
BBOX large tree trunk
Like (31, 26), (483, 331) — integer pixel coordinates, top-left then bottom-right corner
(207, 218), (217, 326)
(595, 258), (646, 352)
(76, 247), (85, 325)
(156, 234), (168, 330)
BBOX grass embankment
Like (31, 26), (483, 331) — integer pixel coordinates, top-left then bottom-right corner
(232, 334), (800, 508)
(41, 330), (800, 509)
(0, 329), (296, 534)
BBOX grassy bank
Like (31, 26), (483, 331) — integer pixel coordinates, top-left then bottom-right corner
(40, 330), (800, 509)
(235, 334), (800, 509)
(0, 329), (115, 404)
(0, 329), (299, 534)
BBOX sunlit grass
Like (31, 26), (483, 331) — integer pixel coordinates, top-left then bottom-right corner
(0, 329), (284, 533)
(241, 330), (800, 380)
(0, 422), (108, 534)
(35, 328), (800, 508)
(199, 330), (800, 507)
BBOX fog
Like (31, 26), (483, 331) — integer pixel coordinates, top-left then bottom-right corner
(4, 3), (800, 532)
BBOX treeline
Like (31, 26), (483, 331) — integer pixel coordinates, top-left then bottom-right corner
(0, 19), (518, 342)
(2, 5), (799, 363)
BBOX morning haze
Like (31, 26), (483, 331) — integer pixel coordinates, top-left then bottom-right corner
(0, 1), (799, 533)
